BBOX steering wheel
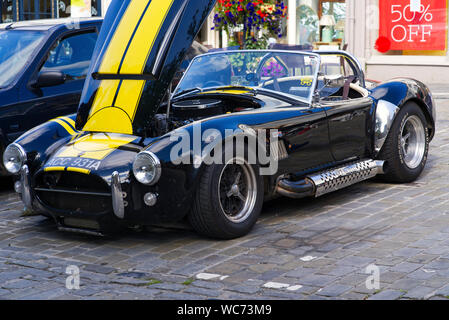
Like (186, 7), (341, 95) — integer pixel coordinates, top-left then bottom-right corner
(204, 80), (225, 88)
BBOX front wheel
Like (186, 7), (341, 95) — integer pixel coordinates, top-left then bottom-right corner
(378, 102), (429, 183)
(189, 148), (264, 239)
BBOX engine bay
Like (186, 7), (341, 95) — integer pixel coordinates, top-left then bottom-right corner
(148, 94), (264, 137)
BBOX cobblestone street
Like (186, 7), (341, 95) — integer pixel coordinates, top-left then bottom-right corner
(0, 99), (449, 300)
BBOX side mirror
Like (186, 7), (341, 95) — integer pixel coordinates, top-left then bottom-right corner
(324, 74), (346, 88)
(33, 71), (66, 88)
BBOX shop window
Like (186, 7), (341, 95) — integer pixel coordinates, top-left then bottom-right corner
(296, 3), (319, 46)
(319, 0), (346, 43)
(295, 0), (346, 50)
(22, 0), (52, 20)
(1, 0), (15, 22)
(58, 0), (101, 18)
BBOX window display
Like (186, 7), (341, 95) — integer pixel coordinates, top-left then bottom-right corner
(294, 0), (346, 49)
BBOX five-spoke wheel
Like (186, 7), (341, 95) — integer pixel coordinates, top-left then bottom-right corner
(378, 102), (429, 183)
(189, 144), (264, 239)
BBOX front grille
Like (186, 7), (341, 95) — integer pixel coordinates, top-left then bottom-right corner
(35, 171), (112, 214)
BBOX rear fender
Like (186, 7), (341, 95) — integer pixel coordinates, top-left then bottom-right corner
(370, 78), (436, 156)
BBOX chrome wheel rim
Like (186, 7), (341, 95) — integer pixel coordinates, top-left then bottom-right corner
(218, 158), (257, 223)
(400, 115), (426, 169)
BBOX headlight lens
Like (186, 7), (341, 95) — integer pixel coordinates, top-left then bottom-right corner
(133, 151), (161, 185)
(3, 143), (26, 174)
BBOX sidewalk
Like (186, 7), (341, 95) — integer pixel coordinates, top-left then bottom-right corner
(428, 84), (449, 99)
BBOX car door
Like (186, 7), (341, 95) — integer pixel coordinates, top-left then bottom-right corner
(276, 106), (335, 175)
(325, 97), (374, 161)
(18, 29), (98, 133)
(319, 54), (374, 162)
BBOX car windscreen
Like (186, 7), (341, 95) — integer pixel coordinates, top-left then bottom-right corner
(0, 30), (46, 88)
(175, 51), (320, 103)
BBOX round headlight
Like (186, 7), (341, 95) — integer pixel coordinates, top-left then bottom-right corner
(133, 151), (161, 186)
(3, 143), (26, 174)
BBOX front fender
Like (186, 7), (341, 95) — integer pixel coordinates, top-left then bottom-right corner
(370, 78), (436, 155)
(12, 115), (79, 174)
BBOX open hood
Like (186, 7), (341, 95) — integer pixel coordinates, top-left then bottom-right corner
(75, 0), (216, 136)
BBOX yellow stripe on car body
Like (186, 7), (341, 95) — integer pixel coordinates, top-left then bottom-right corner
(44, 167), (66, 172)
(51, 119), (77, 136)
(66, 167), (91, 175)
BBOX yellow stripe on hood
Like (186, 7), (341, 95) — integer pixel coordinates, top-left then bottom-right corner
(83, 0), (175, 135)
(55, 133), (136, 161)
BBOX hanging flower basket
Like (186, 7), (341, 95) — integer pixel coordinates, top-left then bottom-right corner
(212, 0), (287, 49)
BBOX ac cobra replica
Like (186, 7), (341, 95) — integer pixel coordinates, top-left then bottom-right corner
(3, 0), (435, 239)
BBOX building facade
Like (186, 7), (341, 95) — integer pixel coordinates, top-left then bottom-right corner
(0, 0), (104, 22)
(5, 0), (446, 84)
(346, 0), (449, 84)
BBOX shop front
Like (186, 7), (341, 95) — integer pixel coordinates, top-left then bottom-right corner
(347, 0), (449, 84)
(1, 0), (102, 23)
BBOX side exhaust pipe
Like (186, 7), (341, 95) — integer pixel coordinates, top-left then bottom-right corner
(276, 159), (385, 199)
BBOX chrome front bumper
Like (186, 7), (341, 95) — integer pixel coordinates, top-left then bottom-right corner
(20, 165), (33, 210)
(18, 166), (125, 220)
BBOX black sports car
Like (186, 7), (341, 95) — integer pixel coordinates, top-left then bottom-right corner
(3, 0), (435, 239)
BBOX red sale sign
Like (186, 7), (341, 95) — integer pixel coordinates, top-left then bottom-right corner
(378, 0), (448, 52)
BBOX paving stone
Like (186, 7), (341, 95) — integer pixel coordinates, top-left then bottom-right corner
(183, 286), (221, 297)
(150, 283), (184, 292)
(389, 262), (422, 274)
(424, 258), (449, 270)
(336, 256), (374, 267)
(83, 264), (116, 275)
(389, 278), (423, 291)
(297, 274), (337, 287)
(434, 284), (449, 297)
(192, 280), (224, 290)
(422, 276), (449, 289)
(2, 279), (36, 289)
(228, 284), (260, 294)
(316, 284), (352, 297)
(403, 286), (436, 299)
(284, 267), (316, 278)
(318, 265), (358, 277)
(368, 290), (405, 300)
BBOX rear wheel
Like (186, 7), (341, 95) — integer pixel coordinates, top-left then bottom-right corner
(378, 102), (429, 183)
(189, 146), (264, 239)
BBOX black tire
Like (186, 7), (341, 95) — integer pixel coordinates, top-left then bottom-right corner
(378, 102), (429, 183)
(189, 144), (264, 239)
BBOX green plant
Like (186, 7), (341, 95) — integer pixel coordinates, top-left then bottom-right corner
(182, 278), (195, 286)
(146, 279), (162, 286)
